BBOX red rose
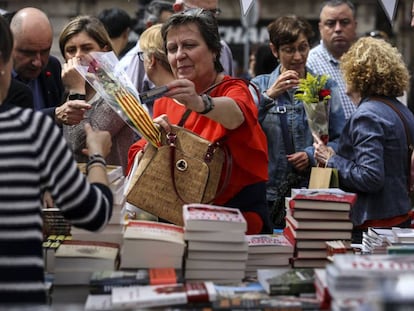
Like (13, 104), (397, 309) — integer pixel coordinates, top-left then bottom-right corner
(45, 71), (52, 77)
(319, 89), (331, 101)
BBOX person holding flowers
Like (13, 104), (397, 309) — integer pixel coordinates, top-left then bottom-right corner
(59, 16), (136, 171)
(250, 15), (346, 228)
(313, 37), (414, 243)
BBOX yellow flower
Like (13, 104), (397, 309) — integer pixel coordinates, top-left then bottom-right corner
(294, 73), (331, 104)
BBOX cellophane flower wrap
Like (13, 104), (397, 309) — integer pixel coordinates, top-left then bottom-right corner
(294, 73), (331, 145)
(75, 51), (161, 147)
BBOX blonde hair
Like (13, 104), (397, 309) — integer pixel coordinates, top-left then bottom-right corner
(139, 24), (171, 73)
(340, 37), (410, 98)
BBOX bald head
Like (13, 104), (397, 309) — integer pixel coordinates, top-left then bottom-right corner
(10, 8), (53, 81)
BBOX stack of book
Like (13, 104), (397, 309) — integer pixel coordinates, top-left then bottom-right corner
(284, 189), (356, 268)
(245, 234), (294, 277)
(70, 164), (126, 245)
(119, 220), (185, 269)
(43, 234), (72, 273)
(362, 227), (393, 254)
(53, 239), (120, 285)
(182, 204), (248, 283)
(70, 203), (125, 245)
(326, 254), (414, 307)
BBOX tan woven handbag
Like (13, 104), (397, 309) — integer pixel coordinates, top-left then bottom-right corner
(126, 124), (230, 226)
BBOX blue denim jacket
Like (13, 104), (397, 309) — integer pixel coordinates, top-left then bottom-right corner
(327, 97), (414, 226)
(250, 65), (346, 201)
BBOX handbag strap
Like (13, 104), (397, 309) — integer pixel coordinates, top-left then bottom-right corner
(372, 97), (414, 191)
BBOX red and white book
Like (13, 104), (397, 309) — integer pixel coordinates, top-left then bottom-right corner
(246, 234), (294, 254)
(285, 214), (353, 231)
(183, 203), (246, 232)
(291, 189), (357, 211)
(111, 282), (216, 309)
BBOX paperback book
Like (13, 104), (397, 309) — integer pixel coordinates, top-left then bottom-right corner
(89, 268), (184, 294)
(257, 268), (316, 296)
(183, 203), (247, 232)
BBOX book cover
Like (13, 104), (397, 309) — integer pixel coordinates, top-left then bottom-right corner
(89, 268), (184, 294)
(292, 189), (357, 211)
(183, 203), (247, 232)
(111, 282), (216, 309)
(257, 268), (315, 295)
(246, 234), (294, 254)
(285, 214), (353, 231)
(332, 254), (414, 275)
(123, 220), (185, 245)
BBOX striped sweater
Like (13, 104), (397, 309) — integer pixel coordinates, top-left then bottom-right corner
(0, 104), (113, 304)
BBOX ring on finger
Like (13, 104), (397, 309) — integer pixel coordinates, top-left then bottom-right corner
(286, 80), (291, 85)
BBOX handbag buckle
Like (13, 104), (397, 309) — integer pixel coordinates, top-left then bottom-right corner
(276, 106), (287, 114)
(166, 132), (177, 145)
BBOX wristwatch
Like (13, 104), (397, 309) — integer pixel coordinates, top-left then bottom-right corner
(199, 94), (214, 115)
(68, 93), (86, 100)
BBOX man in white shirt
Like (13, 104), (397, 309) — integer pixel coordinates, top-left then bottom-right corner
(307, 0), (357, 119)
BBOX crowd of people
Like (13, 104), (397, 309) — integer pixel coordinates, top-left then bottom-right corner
(1, 0), (414, 305)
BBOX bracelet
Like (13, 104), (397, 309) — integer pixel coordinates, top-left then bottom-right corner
(199, 94), (214, 115)
(86, 153), (106, 174)
(68, 93), (86, 100)
(86, 162), (106, 175)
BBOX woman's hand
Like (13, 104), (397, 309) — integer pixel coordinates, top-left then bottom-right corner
(266, 70), (299, 99)
(82, 123), (112, 158)
(62, 57), (86, 93)
(164, 79), (204, 112)
(313, 134), (335, 166)
(287, 151), (309, 171)
(55, 100), (92, 125)
(153, 114), (172, 133)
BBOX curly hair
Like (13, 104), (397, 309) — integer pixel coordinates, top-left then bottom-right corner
(340, 37), (410, 98)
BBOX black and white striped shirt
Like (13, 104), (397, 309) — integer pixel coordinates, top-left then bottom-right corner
(0, 104), (113, 304)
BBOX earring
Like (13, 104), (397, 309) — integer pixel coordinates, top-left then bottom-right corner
(0, 70), (4, 76)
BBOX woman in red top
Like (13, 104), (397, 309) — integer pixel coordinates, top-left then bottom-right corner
(128, 9), (271, 233)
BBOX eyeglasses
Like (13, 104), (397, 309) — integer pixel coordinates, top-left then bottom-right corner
(279, 43), (310, 56)
(137, 51), (145, 62)
(322, 18), (352, 28)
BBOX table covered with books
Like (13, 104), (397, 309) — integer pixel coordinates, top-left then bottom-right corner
(40, 185), (414, 310)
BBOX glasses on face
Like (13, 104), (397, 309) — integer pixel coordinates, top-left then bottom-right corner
(137, 51), (145, 62)
(279, 43), (310, 56)
(323, 18), (352, 28)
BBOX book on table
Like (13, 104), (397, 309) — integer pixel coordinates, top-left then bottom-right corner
(286, 205), (351, 221)
(43, 234), (72, 273)
(182, 203), (247, 232)
(284, 220), (352, 241)
(257, 268), (316, 296)
(111, 281), (217, 309)
(120, 220), (185, 269)
(246, 253), (292, 266)
(187, 240), (248, 252)
(89, 268), (184, 295)
(291, 188), (357, 211)
(186, 249), (248, 261)
(285, 214), (353, 231)
(392, 227), (414, 243)
(53, 239), (120, 285)
(290, 257), (330, 268)
(185, 258), (247, 270)
(184, 229), (246, 243)
(246, 234), (294, 254)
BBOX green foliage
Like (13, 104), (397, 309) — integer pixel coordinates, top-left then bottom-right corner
(294, 73), (331, 104)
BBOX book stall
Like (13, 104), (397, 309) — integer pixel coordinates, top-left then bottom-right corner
(40, 183), (414, 311)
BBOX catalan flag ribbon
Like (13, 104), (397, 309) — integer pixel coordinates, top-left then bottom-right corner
(75, 51), (161, 147)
